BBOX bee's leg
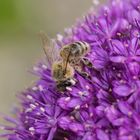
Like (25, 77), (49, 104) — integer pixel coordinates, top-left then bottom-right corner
(78, 71), (91, 79)
(56, 81), (66, 92)
(74, 65), (91, 79)
(56, 78), (77, 92)
(81, 57), (93, 68)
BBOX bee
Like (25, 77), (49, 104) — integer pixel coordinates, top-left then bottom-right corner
(52, 61), (76, 91)
(60, 41), (93, 78)
(39, 32), (76, 91)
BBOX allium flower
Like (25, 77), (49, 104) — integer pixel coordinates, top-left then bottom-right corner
(1, 0), (140, 139)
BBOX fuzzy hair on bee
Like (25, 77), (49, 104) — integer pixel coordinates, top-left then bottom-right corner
(60, 41), (93, 79)
(39, 31), (76, 92)
(60, 41), (90, 61)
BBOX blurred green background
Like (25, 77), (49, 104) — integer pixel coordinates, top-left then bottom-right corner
(0, 0), (104, 115)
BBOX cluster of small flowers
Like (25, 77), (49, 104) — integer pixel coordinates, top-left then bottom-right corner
(1, 0), (140, 139)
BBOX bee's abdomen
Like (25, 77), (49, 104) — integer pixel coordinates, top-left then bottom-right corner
(71, 41), (89, 57)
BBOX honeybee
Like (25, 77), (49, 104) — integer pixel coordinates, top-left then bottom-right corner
(60, 41), (93, 78)
(39, 32), (76, 91)
(52, 61), (76, 91)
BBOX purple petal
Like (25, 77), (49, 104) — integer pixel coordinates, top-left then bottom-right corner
(105, 105), (120, 122)
(58, 116), (72, 130)
(118, 101), (133, 116)
(128, 61), (140, 75)
(113, 85), (132, 96)
(110, 56), (126, 63)
(67, 98), (83, 108)
(111, 40), (126, 55)
(57, 97), (71, 110)
(69, 122), (85, 135)
(96, 129), (109, 140)
(127, 9), (140, 22)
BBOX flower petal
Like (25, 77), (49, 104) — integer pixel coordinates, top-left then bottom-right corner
(113, 85), (132, 96)
(96, 129), (109, 140)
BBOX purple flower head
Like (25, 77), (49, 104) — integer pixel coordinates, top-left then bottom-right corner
(1, 0), (140, 140)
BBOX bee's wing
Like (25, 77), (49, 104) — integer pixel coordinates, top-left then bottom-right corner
(39, 31), (60, 67)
